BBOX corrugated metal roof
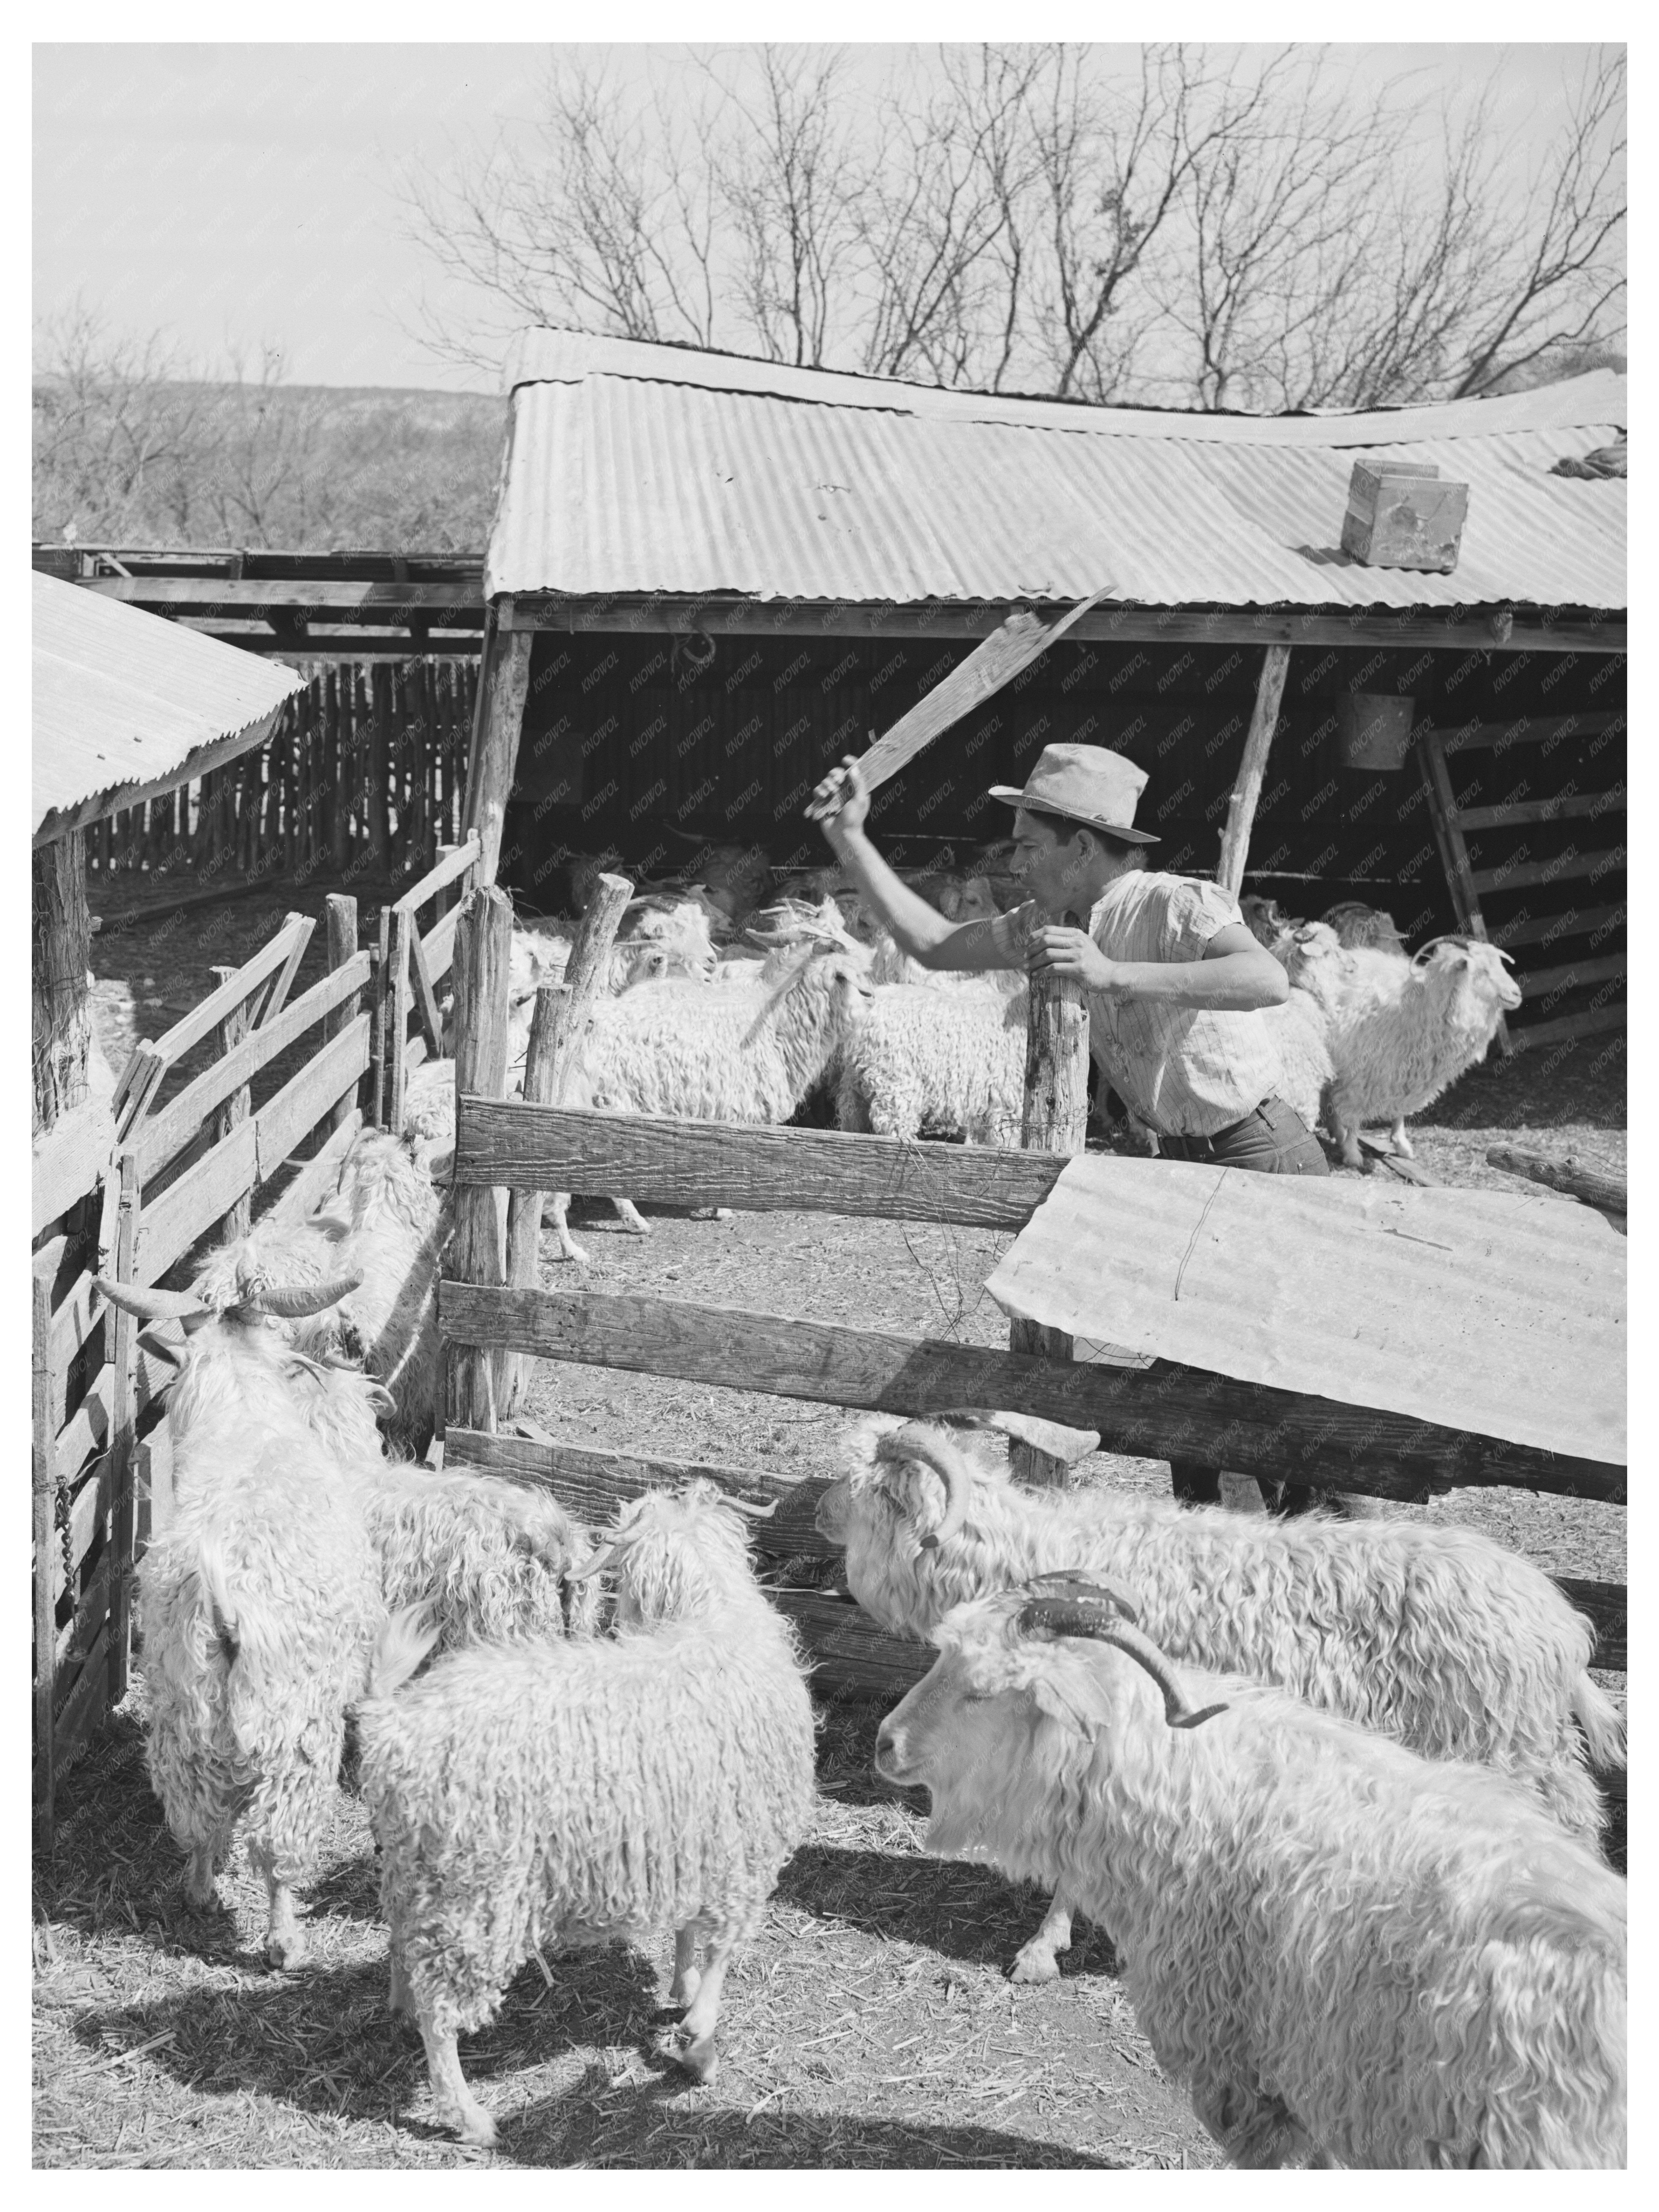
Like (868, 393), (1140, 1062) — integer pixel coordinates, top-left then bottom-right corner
(489, 331), (1626, 612)
(33, 572), (305, 836)
(986, 1156), (1625, 1466)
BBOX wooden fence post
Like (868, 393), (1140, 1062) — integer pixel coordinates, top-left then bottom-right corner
(210, 965), (254, 1241)
(370, 903), (391, 1131)
(1216, 644), (1292, 900)
(325, 895), (362, 1134)
(32, 1264), (57, 1837)
(444, 887), (515, 1436)
(106, 1149), (141, 1709)
(1009, 919), (1091, 1485)
(387, 906), (415, 1138)
(466, 621), (534, 887)
(502, 982), (571, 1417)
(368, 664), (392, 875)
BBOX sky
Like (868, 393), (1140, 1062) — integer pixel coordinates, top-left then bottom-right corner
(33, 38), (1607, 395)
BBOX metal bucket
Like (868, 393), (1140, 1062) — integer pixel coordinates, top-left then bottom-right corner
(1335, 694), (1415, 772)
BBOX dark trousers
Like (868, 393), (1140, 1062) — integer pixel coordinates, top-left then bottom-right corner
(1160, 1095), (1328, 1513)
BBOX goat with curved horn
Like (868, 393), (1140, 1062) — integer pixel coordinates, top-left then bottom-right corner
(1017, 1597), (1228, 1731)
(874, 1422), (975, 1551)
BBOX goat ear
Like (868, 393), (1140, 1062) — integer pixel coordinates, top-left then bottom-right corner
(1032, 1670), (1116, 1740)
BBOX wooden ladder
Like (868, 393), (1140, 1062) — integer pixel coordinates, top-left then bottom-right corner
(1414, 712), (1626, 1055)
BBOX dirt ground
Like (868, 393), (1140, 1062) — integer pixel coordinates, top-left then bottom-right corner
(39, 879), (1625, 2170)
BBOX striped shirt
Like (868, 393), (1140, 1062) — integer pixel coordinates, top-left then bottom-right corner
(987, 873), (1282, 1138)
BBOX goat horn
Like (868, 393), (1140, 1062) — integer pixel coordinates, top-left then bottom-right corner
(1024, 1569), (1144, 1623)
(724, 1493), (779, 1519)
(1017, 1602), (1227, 1730)
(874, 1422), (974, 1551)
(566, 1542), (621, 1583)
(93, 1276), (207, 1325)
(243, 1271), (364, 1319)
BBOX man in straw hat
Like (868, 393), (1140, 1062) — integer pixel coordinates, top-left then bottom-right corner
(809, 742), (1328, 1512)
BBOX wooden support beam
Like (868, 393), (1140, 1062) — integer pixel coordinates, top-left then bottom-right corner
(1010, 922), (1091, 1484)
(386, 906), (415, 1137)
(502, 984), (570, 1419)
(33, 1266), (57, 1830)
(323, 895), (362, 1135)
(500, 594), (1628, 657)
(1518, 954), (1626, 1002)
(1489, 903), (1624, 953)
(1485, 1146), (1626, 1217)
(1455, 791), (1625, 833)
(208, 967), (254, 1243)
(32, 830), (93, 1136)
(453, 1099), (1066, 1225)
(1469, 848), (1625, 897)
(444, 889), (515, 1434)
(439, 1282), (1626, 1504)
(1216, 645), (1292, 899)
(1432, 711), (1624, 756)
(106, 1151), (141, 1707)
(465, 625), (534, 886)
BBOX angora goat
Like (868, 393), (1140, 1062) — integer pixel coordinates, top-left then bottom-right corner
(361, 1481), (815, 2146)
(837, 980), (1029, 1146)
(820, 1418), (1623, 1981)
(1290, 933), (1522, 1167)
(877, 1587), (1625, 2168)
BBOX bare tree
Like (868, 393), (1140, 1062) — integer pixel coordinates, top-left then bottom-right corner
(33, 301), (215, 541)
(398, 57), (726, 370)
(856, 45), (1044, 388)
(1155, 45), (1626, 411)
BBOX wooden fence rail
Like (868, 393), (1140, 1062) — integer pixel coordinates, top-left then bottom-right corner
(84, 656), (478, 892)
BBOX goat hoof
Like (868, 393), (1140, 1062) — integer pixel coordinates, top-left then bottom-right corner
(451, 2105), (498, 2149)
(1009, 1945), (1061, 1985)
(673, 2030), (719, 2084)
(266, 1928), (308, 1971)
(667, 1968), (701, 2008)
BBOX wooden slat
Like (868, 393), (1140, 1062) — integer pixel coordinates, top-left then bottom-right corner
(1455, 791), (1625, 832)
(133, 953), (374, 1181)
(1551, 1577), (1626, 1672)
(454, 1100), (1066, 1227)
(87, 577), (485, 615)
(31, 1093), (115, 1236)
(258, 912), (313, 1030)
(253, 1015), (372, 1181)
(132, 912), (313, 1077)
(439, 1283), (1626, 1504)
(1216, 645), (1292, 897)
(136, 1421), (175, 1555)
(445, 891), (514, 1432)
(1485, 1146), (1626, 1216)
(445, 1427), (836, 1558)
(393, 831), (482, 917)
(1469, 848), (1625, 895)
(387, 906), (415, 1137)
(208, 966), (254, 1245)
(1431, 712), (1624, 755)
(107, 1151), (141, 1705)
(56, 1345), (171, 1490)
(408, 920), (446, 1059)
(856, 590), (1113, 794)
(1506, 1003), (1626, 1053)
(52, 1622), (113, 1763)
(1518, 954), (1626, 1001)
(1490, 903), (1624, 951)
(266, 1107), (362, 1227)
(770, 1590), (935, 1695)
(136, 1120), (259, 1286)
(422, 902), (462, 985)
(56, 1551), (113, 1671)
(33, 1267), (56, 1820)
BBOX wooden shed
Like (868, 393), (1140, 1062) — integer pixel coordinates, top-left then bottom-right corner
(467, 333), (1625, 1053)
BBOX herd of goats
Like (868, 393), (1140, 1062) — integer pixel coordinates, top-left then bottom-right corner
(78, 848), (1621, 2169)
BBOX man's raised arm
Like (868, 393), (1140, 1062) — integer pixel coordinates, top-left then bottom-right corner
(806, 756), (1020, 973)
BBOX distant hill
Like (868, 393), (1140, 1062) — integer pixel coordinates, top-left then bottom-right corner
(33, 378), (507, 553)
